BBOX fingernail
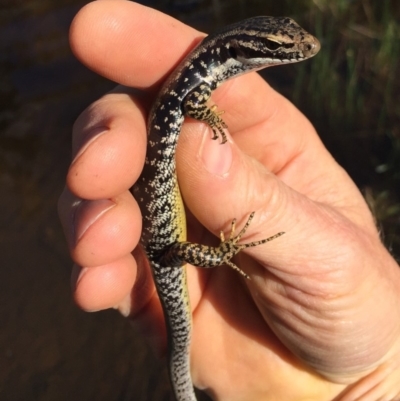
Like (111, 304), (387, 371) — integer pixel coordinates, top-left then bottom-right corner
(73, 199), (116, 244)
(72, 125), (108, 163)
(112, 293), (132, 317)
(199, 127), (232, 176)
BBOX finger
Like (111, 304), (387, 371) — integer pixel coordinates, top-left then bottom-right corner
(72, 254), (137, 313)
(73, 249), (170, 354)
(209, 76), (322, 176)
(58, 186), (141, 268)
(176, 123), (357, 274)
(181, 75), (372, 230)
(70, 0), (280, 130)
(68, 90), (147, 200)
(70, 0), (202, 88)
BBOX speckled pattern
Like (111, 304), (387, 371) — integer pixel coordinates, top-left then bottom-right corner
(132, 16), (320, 401)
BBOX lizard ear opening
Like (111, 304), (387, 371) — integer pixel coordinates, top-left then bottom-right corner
(228, 45), (237, 59)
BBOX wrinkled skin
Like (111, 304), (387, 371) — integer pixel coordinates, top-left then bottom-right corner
(58, 1), (400, 400)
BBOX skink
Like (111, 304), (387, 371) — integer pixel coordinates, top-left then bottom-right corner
(132, 16), (320, 401)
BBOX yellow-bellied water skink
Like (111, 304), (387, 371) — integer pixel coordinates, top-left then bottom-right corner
(132, 16), (320, 401)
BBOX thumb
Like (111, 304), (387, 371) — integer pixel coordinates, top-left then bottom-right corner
(177, 121), (292, 269)
(176, 119), (349, 278)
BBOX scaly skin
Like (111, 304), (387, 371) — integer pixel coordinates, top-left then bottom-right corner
(132, 16), (320, 401)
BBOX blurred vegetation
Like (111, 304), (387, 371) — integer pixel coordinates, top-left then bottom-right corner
(292, 0), (400, 257)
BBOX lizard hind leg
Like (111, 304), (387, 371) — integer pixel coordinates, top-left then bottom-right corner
(221, 212), (285, 279)
(231, 212), (285, 250)
(165, 213), (284, 280)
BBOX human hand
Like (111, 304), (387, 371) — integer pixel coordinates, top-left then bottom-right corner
(58, 1), (400, 400)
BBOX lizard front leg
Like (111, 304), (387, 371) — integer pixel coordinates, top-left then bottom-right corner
(183, 83), (228, 143)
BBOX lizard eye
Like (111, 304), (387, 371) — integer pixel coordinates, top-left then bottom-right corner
(264, 39), (281, 51)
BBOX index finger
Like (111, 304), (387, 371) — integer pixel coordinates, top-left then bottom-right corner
(70, 0), (203, 89)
